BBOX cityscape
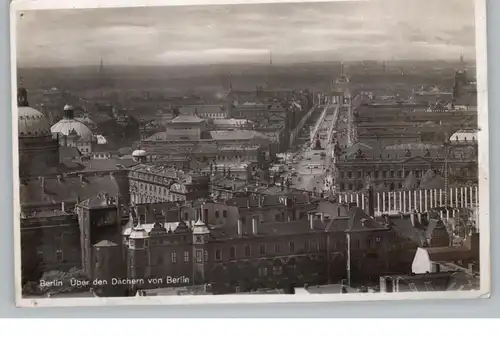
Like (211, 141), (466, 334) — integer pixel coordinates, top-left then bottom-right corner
(15, 0), (482, 300)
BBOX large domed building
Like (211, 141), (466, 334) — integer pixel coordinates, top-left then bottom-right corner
(51, 104), (95, 154)
(17, 88), (60, 176)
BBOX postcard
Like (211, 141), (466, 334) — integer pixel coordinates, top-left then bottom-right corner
(11, 0), (490, 307)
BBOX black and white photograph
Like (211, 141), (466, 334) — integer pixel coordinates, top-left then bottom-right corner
(11, 0), (490, 307)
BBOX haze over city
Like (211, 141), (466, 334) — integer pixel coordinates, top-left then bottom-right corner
(16, 0), (476, 68)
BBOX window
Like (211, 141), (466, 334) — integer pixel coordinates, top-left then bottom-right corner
(311, 240), (317, 252)
(215, 211), (220, 218)
(196, 250), (203, 263)
(347, 172), (352, 178)
(230, 246), (236, 259)
(339, 183), (345, 191)
(260, 244), (266, 255)
(398, 170), (403, 178)
(274, 243), (281, 254)
(184, 212), (189, 221)
(318, 240), (325, 250)
(223, 210), (228, 218)
(289, 242), (295, 253)
(215, 248), (222, 261)
(304, 240), (310, 251)
(258, 267), (268, 277)
(357, 171), (362, 178)
(273, 266), (283, 276)
(390, 171), (394, 178)
(245, 245), (252, 257)
(204, 250), (209, 262)
(184, 251), (189, 263)
(171, 250), (177, 263)
(157, 256), (163, 265)
(376, 237), (381, 243)
(366, 238), (372, 248)
(56, 250), (63, 262)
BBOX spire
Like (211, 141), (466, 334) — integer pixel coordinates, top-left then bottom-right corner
(99, 56), (104, 74)
(269, 51), (273, 66)
(17, 87), (29, 107)
(340, 61), (344, 77)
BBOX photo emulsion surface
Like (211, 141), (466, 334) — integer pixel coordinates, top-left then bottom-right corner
(12, 0), (488, 305)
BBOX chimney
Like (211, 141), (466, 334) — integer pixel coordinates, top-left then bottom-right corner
(237, 219), (243, 236)
(252, 217), (258, 235)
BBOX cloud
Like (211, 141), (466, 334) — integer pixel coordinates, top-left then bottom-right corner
(16, 0), (476, 67)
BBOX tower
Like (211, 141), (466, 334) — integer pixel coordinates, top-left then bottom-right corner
(192, 205), (210, 284)
(76, 193), (123, 280)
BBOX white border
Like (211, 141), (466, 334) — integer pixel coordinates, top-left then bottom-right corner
(10, 0), (491, 308)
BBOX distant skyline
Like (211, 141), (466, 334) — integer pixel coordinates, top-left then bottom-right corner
(16, 0), (477, 67)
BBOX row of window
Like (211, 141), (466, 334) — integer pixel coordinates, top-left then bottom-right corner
(339, 182), (403, 191)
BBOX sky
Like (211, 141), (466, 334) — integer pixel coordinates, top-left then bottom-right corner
(16, 0), (477, 67)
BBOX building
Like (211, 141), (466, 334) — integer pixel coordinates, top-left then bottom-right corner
(17, 88), (60, 177)
(128, 163), (210, 204)
(165, 115), (206, 140)
(334, 141), (478, 192)
(51, 105), (95, 155)
(179, 104), (229, 120)
(210, 118), (253, 130)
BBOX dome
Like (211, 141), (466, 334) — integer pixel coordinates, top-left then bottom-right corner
(132, 149), (148, 157)
(18, 106), (52, 138)
(50, 103), (94, 140)
(51, 119), (93, 140)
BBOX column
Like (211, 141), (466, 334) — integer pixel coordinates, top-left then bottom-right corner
(430, 190), (433, 210)
(464, 187), (469, 208)
(403, 190), (407, 214)
(434, 189), (438, 208)
(339, 195), (343, 204)
(361, 193), (365, 210)
(414, 190), (417, 211)
(439, 189), (443, 207)
(399, 191), (403, 214)
(356, 193), (360, 207)
(350, 194), (354, 203)
(424, 190), (428, 211)
(461, 187), (465, 208)
(449, 188), (454, 208)
(475, 185), (479, 206)
(455, 187), (459, 208)
(382, 192), (386, 213)
(377, 193), (381, 215)
(419, 190), (423, 212)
